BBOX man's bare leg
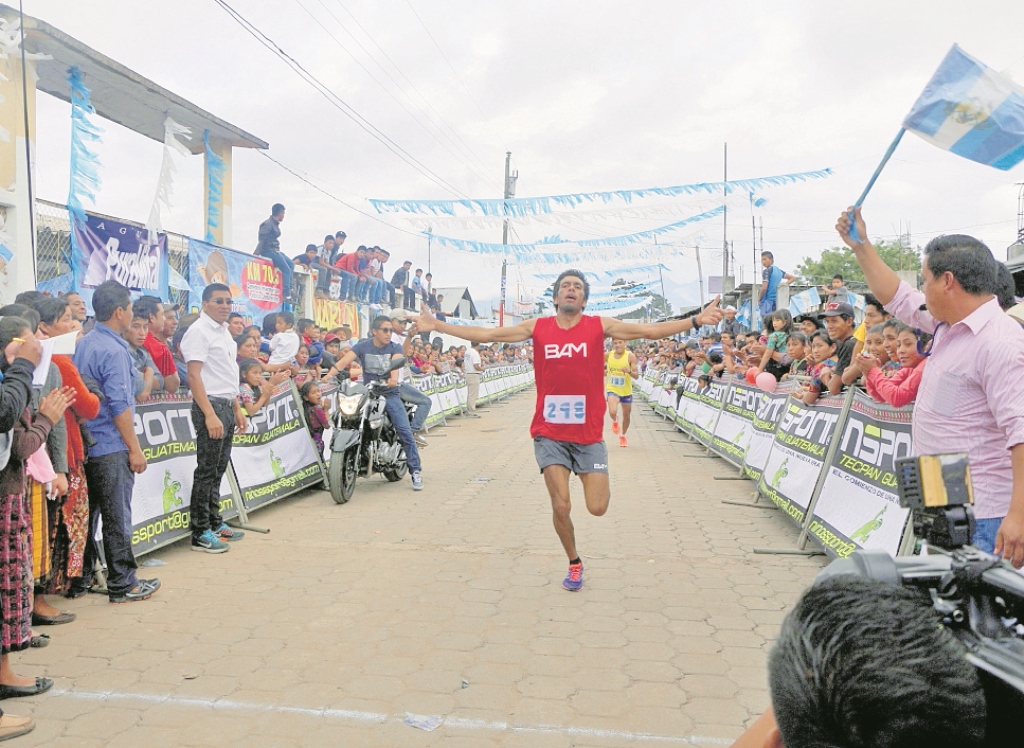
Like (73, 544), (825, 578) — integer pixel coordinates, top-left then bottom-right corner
(579, 472), (610, 516)
(543, 465), (577, 560)
(621, 404), (632, 435)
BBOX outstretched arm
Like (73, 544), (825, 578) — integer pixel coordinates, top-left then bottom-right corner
(416, 307), (536, 343)
(836, 207), (900, 305)
(603, 297), (723, 341)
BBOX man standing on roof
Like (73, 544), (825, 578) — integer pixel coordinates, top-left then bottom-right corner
(417, 269), (723, 590)
(759, 251), (796, 316)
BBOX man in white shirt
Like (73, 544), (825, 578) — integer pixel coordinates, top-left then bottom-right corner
(463, 341), (483, 417)
(181, 283), (248, 553)
(389, 309), (431, 445)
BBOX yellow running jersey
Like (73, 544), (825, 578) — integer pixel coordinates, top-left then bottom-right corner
(606, 350), (633, 397)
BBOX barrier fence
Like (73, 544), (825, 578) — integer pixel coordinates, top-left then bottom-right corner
(637, 369), (915, 558)
(129, 365), (534, 554)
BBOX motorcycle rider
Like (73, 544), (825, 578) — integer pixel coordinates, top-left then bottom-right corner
(328, 316), (424, 491)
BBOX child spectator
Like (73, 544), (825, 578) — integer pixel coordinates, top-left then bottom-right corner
(297, 318), (324, 367)
(756, 309), (793, 381)
(862, 323), (928, 408)
(293, 344), (313, 385)
(820, 274), (850, 304)
(124, 311), (162, 402)
(260, 314), (277, 359)
(268, 311), (299, 366)
(781, 332), (809, 379)
(798, 330), (837, 405)
(238, 359), (288, 417)
(299, 381), (329, 454)
(880, 318), (903, 376)
(863, 324), (887, 367)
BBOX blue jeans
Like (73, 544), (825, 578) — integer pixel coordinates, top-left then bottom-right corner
(190, 399), (234, 539)
(973, 517), (1002, 553)
(399, 382), (432, 431)
(83, 451), (138, 597)
(368, 277), (385, 303)
(759, 297), (777, 317)
(384, 390), (421, 473)
(259, 249), (294, 299)
(337, 270), (357, 300)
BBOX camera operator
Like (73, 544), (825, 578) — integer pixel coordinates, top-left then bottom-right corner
(729, 575), (987, 748)
(836, 208), (1024, 566)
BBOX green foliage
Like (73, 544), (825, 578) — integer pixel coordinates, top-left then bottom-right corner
(796, 241), (921, 286)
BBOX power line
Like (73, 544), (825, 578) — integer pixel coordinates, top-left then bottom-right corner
(322, 0), (500, 182)
(294, 0), (495, 190)
(210, 0), (470, 199)
(403, 0), (510, 153)
(256, 150), (423, 237)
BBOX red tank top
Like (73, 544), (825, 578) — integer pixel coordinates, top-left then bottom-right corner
(530, 315), (606, 444)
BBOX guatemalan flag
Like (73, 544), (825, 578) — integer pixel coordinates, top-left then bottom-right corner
(903, 45), (1024, 171)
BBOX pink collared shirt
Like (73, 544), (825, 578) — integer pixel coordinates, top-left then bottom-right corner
(887, 281), (1024, 519)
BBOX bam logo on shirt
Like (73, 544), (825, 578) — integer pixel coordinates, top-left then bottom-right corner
(544, 343), (587, 359)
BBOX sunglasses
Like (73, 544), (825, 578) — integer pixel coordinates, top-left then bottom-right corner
(208, 298), (232, 305)
(916, 323), (944, 358)
(376, 327), (393, 333)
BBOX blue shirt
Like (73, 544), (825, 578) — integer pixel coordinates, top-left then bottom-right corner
(350, 338), (402, 390)
(73, 322), (136, 456)
(762, 265), (785, 302)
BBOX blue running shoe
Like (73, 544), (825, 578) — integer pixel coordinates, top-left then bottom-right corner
(562, 562), (583, 591)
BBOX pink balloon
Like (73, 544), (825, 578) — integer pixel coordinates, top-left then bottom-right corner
(745, 367), (758, 384)
(755, 372), (777, 392)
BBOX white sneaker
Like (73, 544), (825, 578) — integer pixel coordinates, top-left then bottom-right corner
(411, 472), (424, 491)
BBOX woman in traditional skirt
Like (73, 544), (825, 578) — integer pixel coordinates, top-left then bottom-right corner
(0, 318), (74, 736)
(33, 298), (100, 599)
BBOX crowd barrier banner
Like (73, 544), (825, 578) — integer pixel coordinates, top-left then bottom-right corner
(743, 382), (792, 483)
(230, 384), (326, 511)
(130, 395), (236, 553)
(756, 391), (846, 526)
(711, 380), (760, 468)
(638, 367), (916, 557)
(805, 390), (914, 557)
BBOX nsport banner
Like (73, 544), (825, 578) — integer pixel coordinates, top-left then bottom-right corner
(806, 391), (914, 557)
(742, 382), (792, 483)
(758, 392), (844, 526)
(712, 381), (759, 467)
(676, 377), (726, 445)
(230, 384), (325, 510)
(130, 396), (236, 552)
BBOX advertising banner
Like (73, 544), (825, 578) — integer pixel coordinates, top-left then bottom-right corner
(313, 298), (361, 339)
(742, 382), (792, 483)
(806, 391), (914, 557)
(712, 382), (757, 467)
(677, 376), (726, 445)
(230, 385), (325, 510)
(757, 392), (844, 526)
(75, 215), (167, 310)
(130, 396), (235, 553)
(187, 237), (282, 326)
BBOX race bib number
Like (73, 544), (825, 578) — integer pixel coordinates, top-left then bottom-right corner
(610, 375), (626, 387)
(544, 395), (586, 424)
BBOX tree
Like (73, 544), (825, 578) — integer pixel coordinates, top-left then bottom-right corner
(795, 241), (921, 287)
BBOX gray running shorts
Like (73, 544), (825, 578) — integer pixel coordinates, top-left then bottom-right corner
(534, 436), (609, 475)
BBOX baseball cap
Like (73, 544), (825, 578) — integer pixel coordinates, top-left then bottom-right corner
(389, 308), (413, 321)
(821, 301), (854, 318)
(323, 334), (340, 343)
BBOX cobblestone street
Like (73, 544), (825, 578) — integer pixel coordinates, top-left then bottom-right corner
(16, 391), (826, 747)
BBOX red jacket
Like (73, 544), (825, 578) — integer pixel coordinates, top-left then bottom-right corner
(865, 358), (926, 408)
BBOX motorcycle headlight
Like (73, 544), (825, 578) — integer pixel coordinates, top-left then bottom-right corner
(338, 394), (363, 416)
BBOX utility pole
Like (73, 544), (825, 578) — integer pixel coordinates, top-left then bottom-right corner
(427, 223), (432, 275)
(695, 245), (706, 307)
(722, 142), (729, 283)
(500, 151), (517, 326)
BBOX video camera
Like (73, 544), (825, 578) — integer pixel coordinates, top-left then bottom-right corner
(819, 453), (1024, 710)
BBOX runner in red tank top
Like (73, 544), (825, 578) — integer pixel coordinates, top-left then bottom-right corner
(416, 270), (723, 590)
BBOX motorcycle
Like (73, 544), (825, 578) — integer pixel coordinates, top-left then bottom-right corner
(327, 357), (414, 504)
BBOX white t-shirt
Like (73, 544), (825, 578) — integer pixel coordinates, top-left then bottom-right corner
(463, 346), (482, 374)
(268, 330), (300, 365)
(180, 312), (239, 399)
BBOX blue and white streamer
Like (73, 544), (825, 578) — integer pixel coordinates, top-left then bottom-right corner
(204, 129), (226, 244)
(370, 168), (832, 217)
(529, 264), (670, 281)
(67, 66), (104, 286)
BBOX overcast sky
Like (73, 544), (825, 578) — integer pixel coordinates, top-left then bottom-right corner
(23, 0), (1024, 311)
